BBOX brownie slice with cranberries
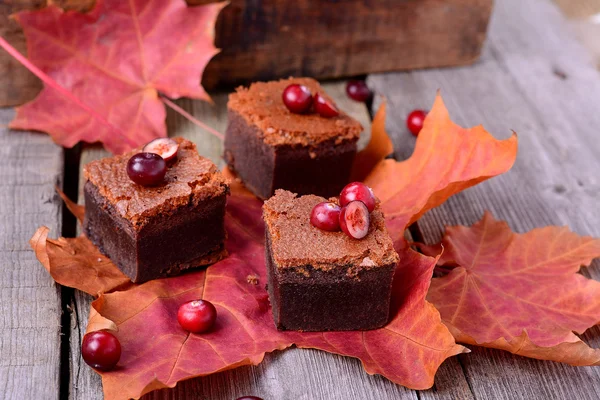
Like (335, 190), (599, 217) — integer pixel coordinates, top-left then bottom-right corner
(83, 138), (229, 283)
(262, 190), (399, 331)
(224, 77), (362, 199)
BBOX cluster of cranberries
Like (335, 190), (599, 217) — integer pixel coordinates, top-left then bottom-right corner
(282, 84), (339, 118)
(81, 299), (217, 371)
(126, 138), (180, 186)
(310, 182), (376, 240)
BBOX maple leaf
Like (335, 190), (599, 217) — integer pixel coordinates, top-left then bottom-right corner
(30, 226), (133, 297)
(365, 93), (518, 242)
(29, 93), (523, 398)
(350, 101), (393, 181)
(88, 204), (464, 399)
(32, 190), (464, 399)
(291, 241), (467, 390)
(10, 0), (225, 154)
(425, 212), (600, 365)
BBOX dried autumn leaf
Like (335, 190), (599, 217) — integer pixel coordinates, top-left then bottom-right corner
(56, 188), (85, 223)
(87, 307), (118, 333)
(11, 0), (225, 154)
(365, 93), (518, 240)
(29, 226), (133, 297)
(30, 226), (51, 270)
(291, 242), (467, 389)
(29, 90), (529, 397)
(34, 191), (463, 398)
(86, 193), (285, 399)
(350, 101), (393, 181)
(425, 212), (600, 365)
(91, 238), (464, 399)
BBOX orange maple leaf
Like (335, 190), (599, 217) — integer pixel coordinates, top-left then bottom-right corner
(10, 0), (225, 154)
(350, 101), (393, 181)
(425, 212), (600, 365)
(365, 93), (518, 241)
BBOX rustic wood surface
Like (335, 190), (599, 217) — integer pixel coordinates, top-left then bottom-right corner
(0, 108), (63, 398)
(1, 0), (600, 398)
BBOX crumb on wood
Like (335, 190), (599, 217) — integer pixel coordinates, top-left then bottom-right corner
(552, 67), (568, 80)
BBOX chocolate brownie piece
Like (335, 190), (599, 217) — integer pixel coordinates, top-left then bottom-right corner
(263, 190), (399, 331)
(224, 77), (362, 199)
(83, 138), (229, 283)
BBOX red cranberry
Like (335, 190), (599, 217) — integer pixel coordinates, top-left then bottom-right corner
(346, 80), (372, 102)
(142, 138), (179, 163)
(314, 93), (339, 118)
(339, 201), (370, 239)
(81, 330), (121, 371)
(177, 299), (217, 333)
(407, 109), (427, 136)
(282, 84), (312, 114)
(339, 182), (376, 212)
(126, 152), (167, 186)
(310, 202), (341, 231)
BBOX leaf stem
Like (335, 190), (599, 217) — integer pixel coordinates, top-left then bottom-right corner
(160, 96), (224, 141)
(0, 35), (135, 148)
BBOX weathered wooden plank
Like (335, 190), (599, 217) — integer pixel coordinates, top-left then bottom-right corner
(69, 82), (429, 399)
(198, 0), (493, 88)
(0, 109), (63, 398)
(368, 0), (600, 398)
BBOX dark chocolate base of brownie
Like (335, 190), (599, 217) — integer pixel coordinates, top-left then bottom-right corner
(224, 110), (357, 199)
(265, 232), (396, 331)
(83, 181), (227, 283)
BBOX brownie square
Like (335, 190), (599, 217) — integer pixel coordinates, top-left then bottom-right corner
(224, 77), (362, 199)
(83, 138), (229, 283)
(263, 190), (399, 331)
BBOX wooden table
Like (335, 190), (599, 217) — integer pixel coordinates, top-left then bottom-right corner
(2, 0), (600, 398)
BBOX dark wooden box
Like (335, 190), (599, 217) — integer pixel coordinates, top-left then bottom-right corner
(201, 0), (494, 88)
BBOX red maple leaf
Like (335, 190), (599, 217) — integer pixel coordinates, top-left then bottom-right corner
(425, 212), (600, 365)
(9, 0), (224, 154)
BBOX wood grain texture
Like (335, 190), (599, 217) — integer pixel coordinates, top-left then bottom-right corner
(0, 109), (63, 398)
(67, 83), (434, 400)
(199, 0), (493, 88)
(368, 0), (600, 399)
(0, 0), (44, 106)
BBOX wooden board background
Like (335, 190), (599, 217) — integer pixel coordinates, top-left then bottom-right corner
(1, 0), (600, 398)
(200, 0), (493, 88)
(0, 109), (63, 398)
